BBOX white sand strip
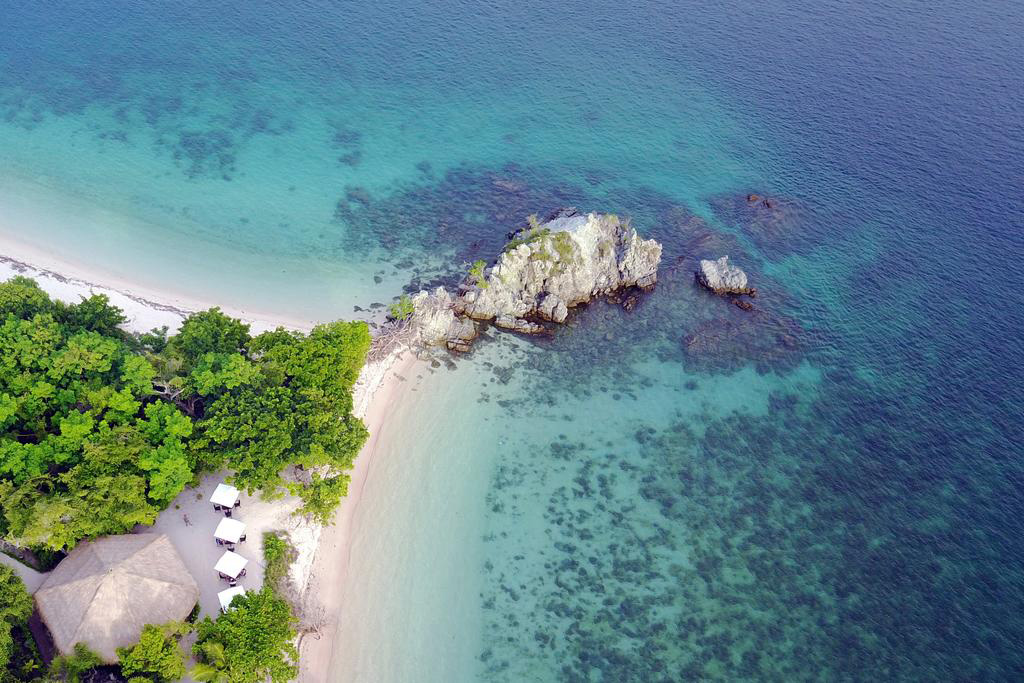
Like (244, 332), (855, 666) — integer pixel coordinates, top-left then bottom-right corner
(297, 349), (419, 683)
(0, 233), (318, 334)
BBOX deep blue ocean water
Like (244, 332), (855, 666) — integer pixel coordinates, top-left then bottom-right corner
(2, 1), (1023, 680)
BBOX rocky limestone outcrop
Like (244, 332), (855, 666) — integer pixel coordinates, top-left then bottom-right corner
(405, 287), (479, 352)
(458, 209), (661, 331)
(406, 287), (456, 344)
(403, 209), (662, 352)
(697, 256), (754, 296)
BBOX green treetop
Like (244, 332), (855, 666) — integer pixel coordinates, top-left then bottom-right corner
(116, 621), (191, 683)
(192, 589), (298, 683)
(0, 566), (33, 672)
(171, 308), (251, 366)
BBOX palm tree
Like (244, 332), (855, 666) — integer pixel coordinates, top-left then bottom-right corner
(50, 643), (102, 683)
(190, 641), (230, 683)
(189, 662), (230, 683)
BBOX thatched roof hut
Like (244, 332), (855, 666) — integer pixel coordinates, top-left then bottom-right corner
(34, 534), (198, 663)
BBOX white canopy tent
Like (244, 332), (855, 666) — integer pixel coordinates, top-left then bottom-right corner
(214, 517), (246, 544)
(217, 586), (246, 613)
(210, 483), (240, 508)
(214, 550), (248, 579)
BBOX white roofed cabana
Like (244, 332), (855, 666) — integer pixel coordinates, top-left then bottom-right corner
(210, 483), (239, 508)
(214, 550), (248, 579)
(217, 586), (246, 613)
(214, 518), (246, 544)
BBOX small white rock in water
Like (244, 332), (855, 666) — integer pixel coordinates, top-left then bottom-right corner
(698, 256), (752, 294)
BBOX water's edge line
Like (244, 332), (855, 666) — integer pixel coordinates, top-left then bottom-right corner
(0, 233), (320, 334)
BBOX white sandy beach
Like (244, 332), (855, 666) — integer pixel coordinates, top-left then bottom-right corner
(298, 349), (419, 683)
(0, 232), (323, 335)
(0, 239), (421, 683)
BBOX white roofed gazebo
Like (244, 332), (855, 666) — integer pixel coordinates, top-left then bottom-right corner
(214, 550), (248, 579)
(214, 518), (246, 544)
(210, 483), (239, 508)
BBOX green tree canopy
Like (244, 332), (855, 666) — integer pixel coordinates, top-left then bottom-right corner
(0, 277), (53, 320)
(0, 280), (195, 551)
(54, 294), (128, 338)
(0, 277), (372, 551)
(116, 621), (191, 683)
(172, 309), (250, 365)
(0, 566), (33, 672)
(192, 589), (298, 683)
(188, 320), (370, 522)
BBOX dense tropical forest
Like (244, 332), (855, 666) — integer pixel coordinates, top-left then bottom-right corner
(0, 276), (370, 553)
(0, 565), (35, 681)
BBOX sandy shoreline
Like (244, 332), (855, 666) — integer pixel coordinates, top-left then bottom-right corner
(298, 349), (417, 683)
(1, 241), (419, 683)
(0, 232), (323, 334)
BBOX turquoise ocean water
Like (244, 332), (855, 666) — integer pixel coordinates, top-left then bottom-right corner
(2, 1), (1023, 680)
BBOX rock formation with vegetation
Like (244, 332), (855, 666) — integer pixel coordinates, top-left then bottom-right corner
(398, 209), (662, 352)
